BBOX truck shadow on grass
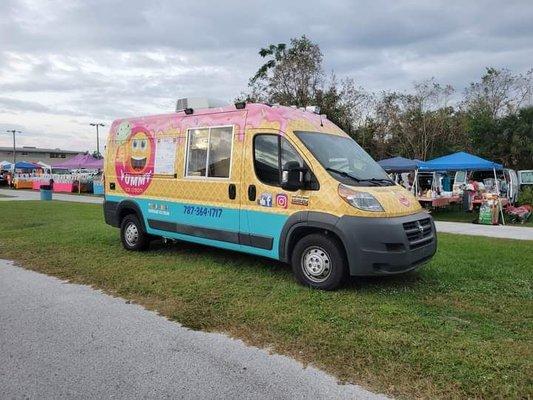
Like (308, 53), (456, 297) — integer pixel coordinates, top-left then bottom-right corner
(148, 238), (428, 293)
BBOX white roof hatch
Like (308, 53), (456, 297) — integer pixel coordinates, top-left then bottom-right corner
(175, 97), (228, 113)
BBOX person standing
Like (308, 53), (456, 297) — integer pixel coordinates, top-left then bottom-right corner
(406, 172), (415, 192)
(6, 171), (13, 188)
(442, 173), (451, 192)
(464, 175), (478, 212)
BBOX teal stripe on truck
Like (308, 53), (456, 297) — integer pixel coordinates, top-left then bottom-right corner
(105, 195), (289, 259)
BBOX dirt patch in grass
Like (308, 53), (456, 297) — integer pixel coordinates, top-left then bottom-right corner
(0, 201), (531, 399)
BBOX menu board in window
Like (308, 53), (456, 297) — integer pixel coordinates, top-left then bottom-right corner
(154, 137), (177, 175)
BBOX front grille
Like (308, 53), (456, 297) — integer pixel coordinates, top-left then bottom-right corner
(403, 218), (433, 249)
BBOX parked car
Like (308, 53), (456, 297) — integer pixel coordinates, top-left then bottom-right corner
(518, 170), (533, 188)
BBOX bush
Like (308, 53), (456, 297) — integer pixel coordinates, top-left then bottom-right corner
(517, 186), (533, 205)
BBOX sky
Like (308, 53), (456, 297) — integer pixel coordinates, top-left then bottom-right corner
(1, 0), (532, 153)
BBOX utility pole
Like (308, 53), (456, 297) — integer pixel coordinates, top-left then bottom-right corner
(90, 123), (105, 157)
(5, 129), (22, 168)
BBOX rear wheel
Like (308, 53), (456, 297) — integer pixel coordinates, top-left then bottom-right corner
(291, 233), (347, 290)
(120, 214), (149, 251)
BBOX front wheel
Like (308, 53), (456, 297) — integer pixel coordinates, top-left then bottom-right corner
(120, 214), (149, 251)
(291, 233), (347, 290)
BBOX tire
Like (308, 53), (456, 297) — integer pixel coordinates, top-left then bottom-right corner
(120, 214), (149, 251)
(291, 233), (347, 290)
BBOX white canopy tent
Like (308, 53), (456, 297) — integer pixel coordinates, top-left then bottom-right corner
(1, 160), (11, 169)
(36, 161), (52, 173)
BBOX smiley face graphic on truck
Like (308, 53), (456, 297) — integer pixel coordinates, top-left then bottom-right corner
(114, 126), (155, 195)
(127, 130), (152, 173)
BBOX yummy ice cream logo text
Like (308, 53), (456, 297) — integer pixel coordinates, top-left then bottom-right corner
(114, 122), (155, 195)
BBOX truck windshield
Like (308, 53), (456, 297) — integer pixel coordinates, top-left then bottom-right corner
(295, 131), (393, 186)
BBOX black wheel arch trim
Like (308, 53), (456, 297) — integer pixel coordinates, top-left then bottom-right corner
(117, 200), (147, 231)
(279, 211), (349, 264)
(104, 199), (147, 231)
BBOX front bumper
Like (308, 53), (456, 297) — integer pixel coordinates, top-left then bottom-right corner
(337, 211), (437, 276)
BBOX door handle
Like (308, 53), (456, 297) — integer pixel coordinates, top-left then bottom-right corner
(248, 185), (256, 201)
(228, 183), (236, 200)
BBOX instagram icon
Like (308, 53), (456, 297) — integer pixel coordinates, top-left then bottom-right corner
(276, 194), (288, 209)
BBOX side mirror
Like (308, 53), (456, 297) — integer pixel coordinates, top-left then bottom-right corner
(281, 161), (306, 191)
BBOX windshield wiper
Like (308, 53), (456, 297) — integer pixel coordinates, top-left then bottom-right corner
(325, 168), (395, 186)
(364, 178), (395, 186)
(325, 168), (378, 186)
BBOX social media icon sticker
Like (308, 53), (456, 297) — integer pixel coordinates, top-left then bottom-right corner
(259, 193), (273, 207)
(276, 193), (288, 208)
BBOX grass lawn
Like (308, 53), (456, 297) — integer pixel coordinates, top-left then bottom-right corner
(431, 204), (533, 227)
(0, 201), (531, 399)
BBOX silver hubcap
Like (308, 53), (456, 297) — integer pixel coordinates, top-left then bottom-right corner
(124, 222), (139, 246)
(301, 246), (332, 283)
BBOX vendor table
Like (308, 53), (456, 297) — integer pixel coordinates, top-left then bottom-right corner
(473, 197), (508, 207)
(417, 196), (451, 208)
(32, 180), (49, 190)
(448, 195), (461, 204)
(14, 179), (33, 190)
(52, 182), (76, 193)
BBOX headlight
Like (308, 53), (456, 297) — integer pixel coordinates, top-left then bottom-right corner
(338, 184), (384, 212)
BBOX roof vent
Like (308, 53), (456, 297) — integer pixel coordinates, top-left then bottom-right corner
(175, 97), (228, 113)
(305, 106), (321, 114)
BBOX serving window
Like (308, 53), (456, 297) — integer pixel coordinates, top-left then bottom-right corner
(185, 126), (233, 179)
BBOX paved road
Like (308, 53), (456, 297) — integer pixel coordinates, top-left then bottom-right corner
(1, 188), (531, 240)
(0, 188), (103, 204)
(0, 260), (387, 400)
(435, 220), (533, 240)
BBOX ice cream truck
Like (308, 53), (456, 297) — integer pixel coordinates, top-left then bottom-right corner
(103, 99), (436, 290)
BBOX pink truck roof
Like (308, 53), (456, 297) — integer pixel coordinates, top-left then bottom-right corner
(108, 103), (344, 141)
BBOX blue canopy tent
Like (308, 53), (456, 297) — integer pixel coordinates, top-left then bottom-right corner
(417, 152), (506, 223)
(14, 161), (39, 170)
(418, 151), (503, 171)
(378, 156), (422, 172)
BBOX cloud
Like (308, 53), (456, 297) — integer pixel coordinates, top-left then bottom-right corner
(0, 0), (532, 150)
(0, 97), (52, 114)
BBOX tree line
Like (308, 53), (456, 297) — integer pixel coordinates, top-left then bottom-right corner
(240, 36), (533, 170)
